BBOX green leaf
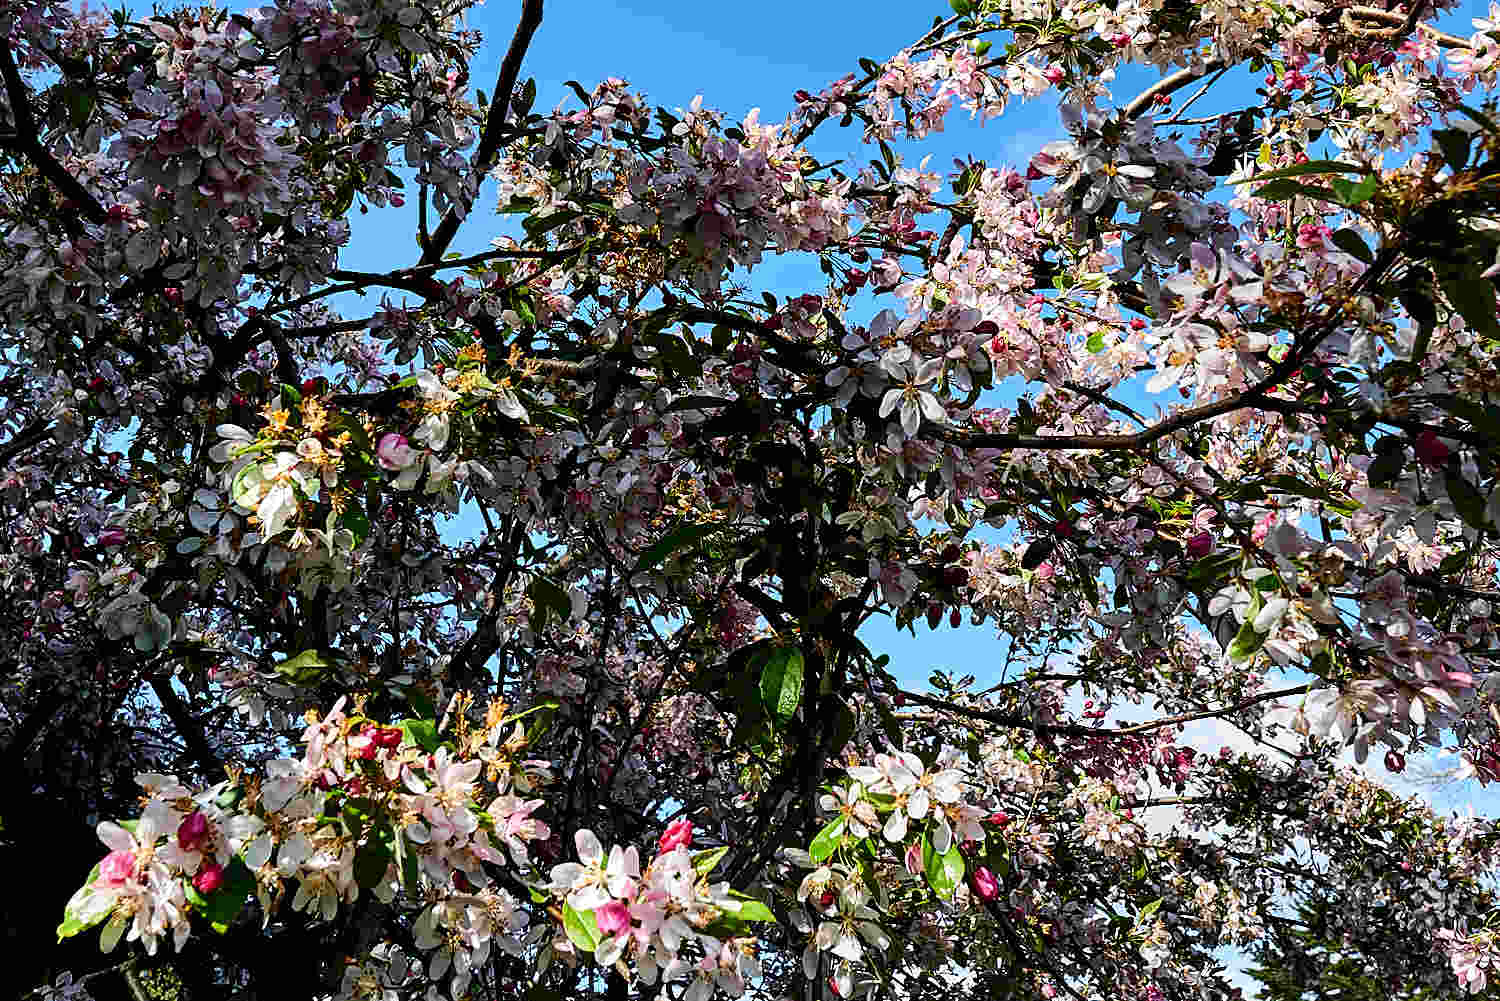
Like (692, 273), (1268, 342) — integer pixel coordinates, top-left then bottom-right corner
(1434, 128), (1473, 170)
(1446, 471), (1492, 531)
(1253, 178), (1340, 203)
(1246, 159), (1370, 183)
(1399, 284), (1438, 363)
(57, 865), (106, 942)
(1329, 228), (1374, 264)
(339, 502), (371, 545)
(399, 718), (440, 752)
(726, 891), (775, 922)
(562, 903), (602, 952)
(692, 846), (729, 877)
(274, 648), (336, 685)
(1330, 174), (1378, 206)
(1086, 330), (1106, 354)
(1227, 613), (1266, 662)
(528, 575), (571, 630)
(1367, 444), (1407, 488)
(200, 859), (255, 934)
(354, 836), (394, 890)
(405, 687), (436, 721)
(758, 647), (805, 720)
(924, 834), (965, 898)
(632, 522), (717, 575)
(1441, 274), (1500, 341)
(1137, 897), (1164, 925)
(810, 817), (846, 863)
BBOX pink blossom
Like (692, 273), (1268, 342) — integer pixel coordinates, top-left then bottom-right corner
(657, 818), (692, 853)
(96, 850), (136, 888)
(596, 899), (631, 935)
(377, 433), (419, 470)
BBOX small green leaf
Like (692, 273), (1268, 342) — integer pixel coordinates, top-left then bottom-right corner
(354, 835), (394, 889)
(1246, 159), (1370, 183)
(1329, 228), (1374, 264)
(726, 891), (775, 922)
(57, 865), (106, 942)
(562, 903), (602, 952)
(1433, 127), (1473, 170)
(1137, 897), (1164, 925)
(339, 502), (371, 545)
(633, 522), (717, 575)
(199, 859), (255, 934)
(924, 835), (965, 898)
(399, 718), (440, 752)
(810, 817), (846, 863)
(1086, 330), (1106, 354)
(758, 647), (805, 721)
(1330, 174), (1378, 206)
(527, 576), (572, 630)
(1441, 275), (1500, 341)
(274, 649), (336, 685)
(1253, 179), (1339, 203)
(1446, 471), (1492, 531)
(1367, 444), (1407, 488)
(1227, 614), (1266, 662)
(691, 846), (729, 877)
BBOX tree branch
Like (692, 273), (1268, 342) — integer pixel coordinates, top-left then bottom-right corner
(420, 0), (544, 265)
(0, 43), (108, 223)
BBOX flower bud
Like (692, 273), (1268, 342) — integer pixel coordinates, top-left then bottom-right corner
(970, 866), (999, 901)
(1185, 532), (1215, 558)
(192, 862), (225, 894)
(657, 818), (693, 853)
(177, 811), (210, 853)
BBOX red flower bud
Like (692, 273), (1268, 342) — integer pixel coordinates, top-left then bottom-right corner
(177, 811), (211, 853)
(192, 862), (225, 894)
(970, 865), (999, 901)
(1414, 431), (1451, 468)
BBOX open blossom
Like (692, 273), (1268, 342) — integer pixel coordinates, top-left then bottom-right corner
(377, 433), (420, 470)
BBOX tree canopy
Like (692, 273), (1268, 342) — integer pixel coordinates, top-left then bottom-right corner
(6, 0), (1500, 998)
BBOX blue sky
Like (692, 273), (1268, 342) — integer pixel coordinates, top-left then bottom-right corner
(327, 3), (1500, 992)
(340, 0), (1500, 798)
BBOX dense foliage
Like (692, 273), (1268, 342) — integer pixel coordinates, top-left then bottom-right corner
(5, 0), (1500, 998)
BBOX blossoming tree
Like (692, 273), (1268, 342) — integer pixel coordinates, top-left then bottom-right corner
(6, 0), (1500, 996)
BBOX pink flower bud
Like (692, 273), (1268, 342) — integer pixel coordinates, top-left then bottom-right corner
(905, 841), (923, 875)
(1414, 431), (1451, 468)
(657, 818), (693, 853)
(177, 811), (210, 853)
(596, 899), (631, 935)
(192, 862), (225, 894)
(970, 865), (999, 901)
(97, 850), (136, 888)
(1185, 531), (1215, 558)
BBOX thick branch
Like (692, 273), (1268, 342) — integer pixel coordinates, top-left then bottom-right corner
(0, 43), (108, 223)
(149, 676), (224, 779)
(420, 0), (544, 265)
